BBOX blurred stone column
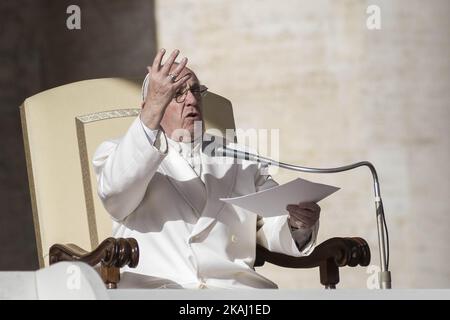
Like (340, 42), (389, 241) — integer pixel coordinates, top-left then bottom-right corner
(0, 0), (157, 270)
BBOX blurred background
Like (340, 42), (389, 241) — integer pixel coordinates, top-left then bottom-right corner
(0, 0), (448, 288)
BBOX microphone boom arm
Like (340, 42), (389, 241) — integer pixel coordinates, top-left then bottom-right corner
(217, 145), (392, 289)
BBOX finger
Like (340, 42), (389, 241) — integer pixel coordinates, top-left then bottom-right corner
(298, 202), (321, 212)
(288, 207), (320, 220)
(289, 213), (317, 227)
(298, 202), (320, 209)
(173, 73), (192, 87)
(161, 49), (180, 74)
(296, 214), (317, 225)
(286, 204), (299, 211)
(289, 214), (309, 225)
(288, 218), (305, 228)
(290, 215), (316, 228)
(289, 209), (318, 221)
(287, 204), (315, 213)
(170, 57), (188, 79)
(152, 48), (166, 72)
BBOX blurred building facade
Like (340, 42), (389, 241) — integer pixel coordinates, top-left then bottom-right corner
(0, 0), (448, 288)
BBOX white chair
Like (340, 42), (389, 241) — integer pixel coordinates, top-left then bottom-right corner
(20, 78), (370, 289)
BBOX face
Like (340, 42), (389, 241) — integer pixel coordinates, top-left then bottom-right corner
(160, 66), (203, 142)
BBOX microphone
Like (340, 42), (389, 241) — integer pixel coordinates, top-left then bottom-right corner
(202, 134), (392, 289)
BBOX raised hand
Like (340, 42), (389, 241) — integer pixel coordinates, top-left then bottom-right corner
(141, 49), (192, 130)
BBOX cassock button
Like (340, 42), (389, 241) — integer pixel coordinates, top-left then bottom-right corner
(231, 234), (238, 243)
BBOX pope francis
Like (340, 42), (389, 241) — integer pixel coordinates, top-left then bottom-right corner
(93, 49), (321, 289)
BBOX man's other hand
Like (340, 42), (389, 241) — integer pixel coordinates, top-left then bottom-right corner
(286, 202), (321, 229)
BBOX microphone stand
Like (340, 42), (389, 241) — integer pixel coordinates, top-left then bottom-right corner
(215, 144), (392, 289)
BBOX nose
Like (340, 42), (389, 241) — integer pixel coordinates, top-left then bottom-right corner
(184, 89), (199, 106)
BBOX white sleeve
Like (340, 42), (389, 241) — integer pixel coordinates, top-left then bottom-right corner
(139, 117), (168, 152)
(93, 116), (168, 221)
(140, 120), (159, 144)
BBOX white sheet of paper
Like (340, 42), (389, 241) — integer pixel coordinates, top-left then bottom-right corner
(220, 177), (340, 217)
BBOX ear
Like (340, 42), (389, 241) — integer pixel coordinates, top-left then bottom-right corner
(141, 72), (151, 101)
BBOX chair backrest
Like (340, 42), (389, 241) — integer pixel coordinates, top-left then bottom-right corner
(20, 78), (235, 267)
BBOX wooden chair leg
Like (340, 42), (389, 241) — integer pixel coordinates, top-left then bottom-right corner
(320, 258), (339, 289)
(101, 265), (120, 289)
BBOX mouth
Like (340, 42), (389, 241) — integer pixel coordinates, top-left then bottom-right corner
(184, 111), (201, 120)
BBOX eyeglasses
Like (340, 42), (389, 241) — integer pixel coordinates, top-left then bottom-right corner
(174, 84), (208, 103)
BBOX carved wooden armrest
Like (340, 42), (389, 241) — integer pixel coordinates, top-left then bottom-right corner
(255, 237), (370, 288)
(49, 237), (139, 289)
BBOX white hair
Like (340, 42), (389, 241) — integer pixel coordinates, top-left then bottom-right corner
(141, 73), (150, 101)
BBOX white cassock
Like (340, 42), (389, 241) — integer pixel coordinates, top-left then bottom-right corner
(93, 117), (319, 289)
